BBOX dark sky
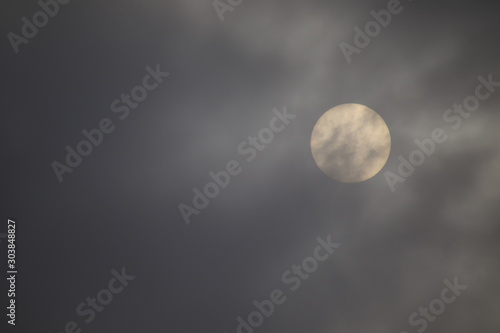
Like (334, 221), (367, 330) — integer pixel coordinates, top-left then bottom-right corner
(2, 0), (500, 332)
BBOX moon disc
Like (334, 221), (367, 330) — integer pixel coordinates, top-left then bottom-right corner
(310, 103), (391, 183)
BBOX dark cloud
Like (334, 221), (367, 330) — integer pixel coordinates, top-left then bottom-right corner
(2, 0), (500, 332)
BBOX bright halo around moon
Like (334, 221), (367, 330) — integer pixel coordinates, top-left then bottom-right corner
(310, 103), (391, 183)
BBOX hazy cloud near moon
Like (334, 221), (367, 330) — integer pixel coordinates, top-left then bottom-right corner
(2, 0), (500, 333)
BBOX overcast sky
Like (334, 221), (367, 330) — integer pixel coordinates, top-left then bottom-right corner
(2, 0), (500, 332)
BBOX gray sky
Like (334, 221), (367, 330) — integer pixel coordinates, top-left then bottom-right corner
(2, 0), (500, 332)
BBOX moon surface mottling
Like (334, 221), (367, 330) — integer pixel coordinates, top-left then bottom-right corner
(310, 104), (391, 183)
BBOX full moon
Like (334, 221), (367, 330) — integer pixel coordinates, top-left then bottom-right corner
(310, 103), (391, 183)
